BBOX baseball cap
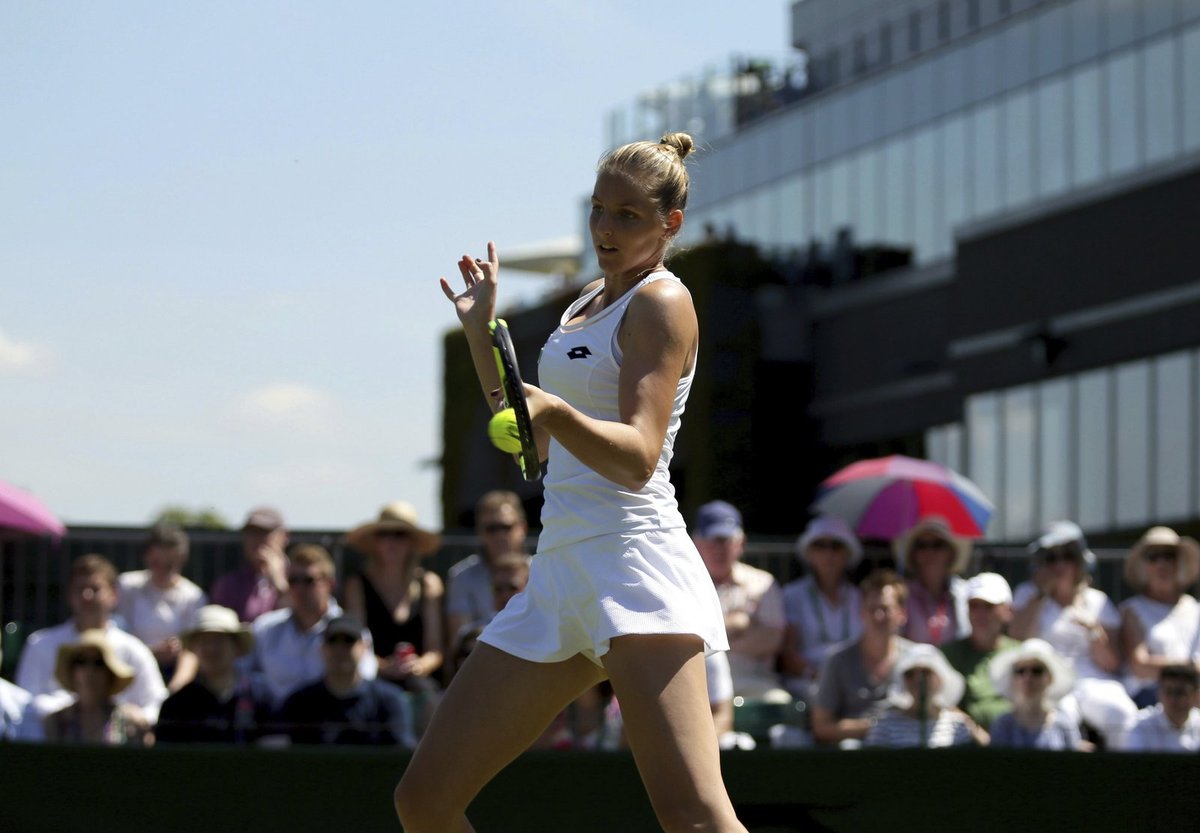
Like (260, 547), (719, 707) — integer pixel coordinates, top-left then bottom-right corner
(694, 500), (743, 539)
(242, 505), (285, 532)
(323, 614), (365, 642)
(965, 572), (1013, 606)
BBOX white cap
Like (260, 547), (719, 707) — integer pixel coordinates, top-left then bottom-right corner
(965, 572), (1012, 606)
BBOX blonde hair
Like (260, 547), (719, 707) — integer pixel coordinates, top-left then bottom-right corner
(289, 543), (335, 580)
(597, 132), (695, 218)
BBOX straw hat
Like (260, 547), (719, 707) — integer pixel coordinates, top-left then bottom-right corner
(796, 515), (863, 568)
(888, 643), (965, 709)
(1123, 526), (1200, 591)
(891, 516), (972, 575)
(989, 638), (1075, 702)
(346, 500), (441, 557)
(54, 629), (135, 695)
(181, 605), (254, 656)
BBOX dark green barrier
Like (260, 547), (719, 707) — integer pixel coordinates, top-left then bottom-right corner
(2, 744), (1198, 833)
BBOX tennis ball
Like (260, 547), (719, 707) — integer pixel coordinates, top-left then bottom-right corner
(488, 408), (523, 454)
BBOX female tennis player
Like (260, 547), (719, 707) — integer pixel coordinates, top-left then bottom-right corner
(395, 133), (746, 832)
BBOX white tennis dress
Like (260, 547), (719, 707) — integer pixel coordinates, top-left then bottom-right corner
(480, 270), (729, 666)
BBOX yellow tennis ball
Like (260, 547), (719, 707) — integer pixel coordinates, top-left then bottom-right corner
(488, 408), (523, 454)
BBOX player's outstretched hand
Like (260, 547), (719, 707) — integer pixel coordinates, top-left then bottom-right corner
(440, 240), (500, 330)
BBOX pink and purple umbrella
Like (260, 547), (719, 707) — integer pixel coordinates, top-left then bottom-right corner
(0, 478), (66, 539)
(810, 454), (993, 541)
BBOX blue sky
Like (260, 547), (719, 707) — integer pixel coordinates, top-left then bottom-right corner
(1, 1), (791, 531)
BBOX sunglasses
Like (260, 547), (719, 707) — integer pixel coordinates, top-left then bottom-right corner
(1144, 548), (1178, 564)
(911, 538), (951, 552)
(810, 539), (848, 551)
(903, 667), (934, 679)
(1013, 665), (1047, 678)
(70, 656), (107, 670)
(482, 522), (517, 535)
(324, 633), (359, 646)
(376, 529), (411, 540)
(287, 574), (319, 587)
(1040, 548), (1080, 565)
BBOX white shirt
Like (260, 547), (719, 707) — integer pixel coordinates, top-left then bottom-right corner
(1120, 704), (1200, 752)
(243, 603), (378, 708)
(116, 570), (208, 648)
(14, 619), (168, 722)
(1013, 582), (1120, 681)
(0, 678), (42, 741)
(717, 561), (786, 698)
(1118, 594), (1200, 694)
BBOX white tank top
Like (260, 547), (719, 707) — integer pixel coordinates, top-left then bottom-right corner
(535, 270), (694, 552)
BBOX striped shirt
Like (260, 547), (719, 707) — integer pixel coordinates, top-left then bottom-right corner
(864, 708), (976, 748)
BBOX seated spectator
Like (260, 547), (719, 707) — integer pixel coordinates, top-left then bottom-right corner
(810, 569), (914, 747)
(988, 638), (1086, 751)
(117, 522), (207, 693)
(1010, 521), (1136, 748)
(16, 554), (167, 722)
(445, 490), (531, 668)
(780, 516), (863, 706)
(1118, 664), (1200, 753)
(865, 643), (986, 748)
(894, 517), (971, 647)
(243, 544), (377, 710)
(210, 506), (290, 623)
(44, 629), (153, 746)
(1118, 527), (1200, 708)
(940, 572), (1020, 729)
(343, 501), (444, 694)
(276, 615), (415, 747)
(449, 552), (531, 674)
(694, 500), (789, 702)
(155, 605), (273, 745)
(0, 675), (40, 741)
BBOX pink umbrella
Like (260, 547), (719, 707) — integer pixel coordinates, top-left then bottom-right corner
(809, 454), (993, 541)
(0, 478), (66, 539)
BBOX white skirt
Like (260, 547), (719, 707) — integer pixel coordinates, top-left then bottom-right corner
(479, 527), (729, 667)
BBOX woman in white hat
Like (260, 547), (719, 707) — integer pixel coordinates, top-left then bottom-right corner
(343, 501), (445, 694)
(988, 638), (1086, 750)
(1009, 521), (1136, 747)
(44, 629), (152, 746)
(1118, 526), (1200, 708)
(779, 516), (863, 703)
(864, 643), (987, 748)
(892, 517), (972, 647)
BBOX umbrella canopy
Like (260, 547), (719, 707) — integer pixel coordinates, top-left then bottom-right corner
(810, 455), (993, 541)
(0, 478), (66, 539)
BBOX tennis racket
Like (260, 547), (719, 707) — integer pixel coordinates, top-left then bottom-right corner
(489, 318), (541, 481)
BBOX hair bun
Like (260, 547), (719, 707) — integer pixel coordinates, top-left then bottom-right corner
(659, 132), (695, 161)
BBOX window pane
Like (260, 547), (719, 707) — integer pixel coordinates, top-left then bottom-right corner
(1104, 0), (1141, 51)
(1002, 92), (1034, 210)
(1143, 0), (1178, 37)
(1115, 361), (1151, 528)
(912, 59), (938, 126)
(970, 30), (1003, 101)
(1034, 1), (1069, 76)
(882, 136), (913, 247)
(1185, 25), (1200, 152)
(854, 146), (882, 243)
(1000, 18), (1034, 91)
(779, 174), (808, 248)
(1039, 378), (1073, 527)
(1143, 38), (1180, 165)
(972, 103), (1002, 217)
(1071, 64), (1104, 188)
(968, 394), (1004, 535)
(813, 164), (832, 244)
(1106, 51), (1141, 176)
(1070, 0), (1104, 63)
(1036, 78), (1069, 198)
(943, 114), (971, 234)
(1003, 386), (1037, 541)
(1155, 351), (1194, 521)
(912, 126), (941, 263)
(1077, 370), (1111, 531)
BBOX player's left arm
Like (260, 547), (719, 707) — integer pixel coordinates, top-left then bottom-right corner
(527, 280), (696, 491)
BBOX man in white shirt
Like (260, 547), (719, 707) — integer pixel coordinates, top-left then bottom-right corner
(243, 544), (377, 709)
(693, 500), (788, 702)
(15, 554), (167, 722)
(1119, 664), (1200, 752)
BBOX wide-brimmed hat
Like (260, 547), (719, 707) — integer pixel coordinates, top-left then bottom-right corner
(795, 515), (862, 568)
(1027, 520), (1096, 573)
(346, 500), (441, 557)
(888, 643), (964, 709)
(1123, 526), (1200, 591)
(54, 629), (136, 695)
(891, 516), (972, 575)
(989, 638), (1075, 702)
(181, 604), (254, 656)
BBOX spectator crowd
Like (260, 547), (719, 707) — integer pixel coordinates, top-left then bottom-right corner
(3, 492), (1198, 756)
